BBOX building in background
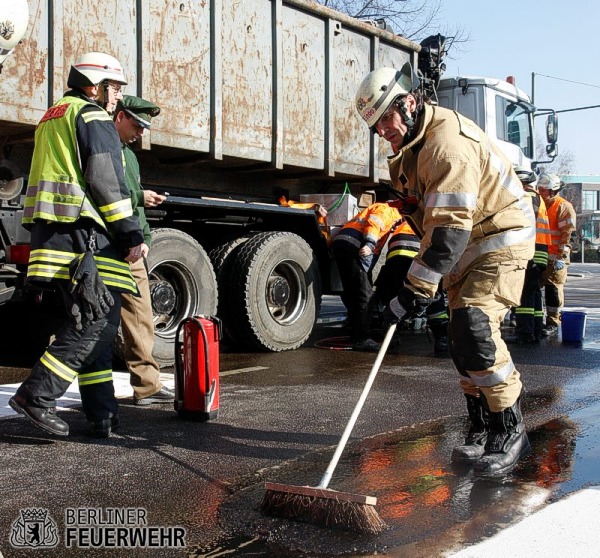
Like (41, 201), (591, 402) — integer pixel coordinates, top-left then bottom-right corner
(560, 176), (600, 248)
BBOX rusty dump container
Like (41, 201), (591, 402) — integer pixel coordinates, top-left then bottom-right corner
(0, 0), (420, 191)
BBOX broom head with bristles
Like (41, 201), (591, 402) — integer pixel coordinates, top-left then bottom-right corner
(261, 482), (387, 535)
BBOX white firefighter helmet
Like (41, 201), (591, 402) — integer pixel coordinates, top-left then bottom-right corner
(355, 63), (420, 129)
(537, 172), (563, 192)
(67, 51), (127, 88)
(513, 165), (536, 184)
(0, 0), (30, 66)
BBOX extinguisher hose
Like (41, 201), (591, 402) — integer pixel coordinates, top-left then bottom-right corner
(174, 319), (186, 408)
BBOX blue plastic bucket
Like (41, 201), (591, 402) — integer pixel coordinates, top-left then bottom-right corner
(561, 310), (588, 342)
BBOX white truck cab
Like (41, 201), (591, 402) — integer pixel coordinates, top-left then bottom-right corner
(435, 75), (558, 171)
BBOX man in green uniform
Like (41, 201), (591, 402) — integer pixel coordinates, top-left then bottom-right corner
(113, 95), (175, 405)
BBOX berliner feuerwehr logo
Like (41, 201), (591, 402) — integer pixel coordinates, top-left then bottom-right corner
(10, 508), (59, 548)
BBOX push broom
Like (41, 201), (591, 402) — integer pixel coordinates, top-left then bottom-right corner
(261, 324), (397, 535)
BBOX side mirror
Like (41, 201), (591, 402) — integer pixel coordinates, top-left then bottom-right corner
(546, 113), (558, 144)
(546, 144), (558, 158)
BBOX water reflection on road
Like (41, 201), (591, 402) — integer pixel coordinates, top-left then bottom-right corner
(193, 392), (599, 558)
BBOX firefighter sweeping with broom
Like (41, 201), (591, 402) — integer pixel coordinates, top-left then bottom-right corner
(261, 63), (534, 537)
(354, 64), (535, 477)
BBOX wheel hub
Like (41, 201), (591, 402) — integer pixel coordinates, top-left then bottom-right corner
(150, 280), (176, 314)
(268, 276), (290, 307)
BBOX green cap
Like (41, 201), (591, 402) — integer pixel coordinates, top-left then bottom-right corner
(118, 95), (160, 129)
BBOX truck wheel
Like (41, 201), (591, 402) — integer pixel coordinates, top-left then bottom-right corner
(225, 231), (321, 351)
(209, 234), (255, 285)
(209, 234), (255, 324)
(117, 228), (218, 368)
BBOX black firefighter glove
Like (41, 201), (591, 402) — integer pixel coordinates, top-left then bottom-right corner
(68, 251), (114, 330)
(383, 286), (435, 328)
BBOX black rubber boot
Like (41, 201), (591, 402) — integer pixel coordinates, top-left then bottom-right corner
(433, 335), (449, 357)
(9, 395), (69, 437)
(428, 322), (449, 357)
(474, 395), (531, 477)
(452, 394), (489, 463)
(87, 416), (120, 438)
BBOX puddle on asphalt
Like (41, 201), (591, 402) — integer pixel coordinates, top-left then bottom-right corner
(191, 388), (600, 558)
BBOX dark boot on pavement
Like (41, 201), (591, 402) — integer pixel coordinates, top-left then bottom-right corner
(87, 416), (120, 438)
(452, 394), (489, 463)
(428, 321), (449, 358)
(9, 395), (69, 437)
(433, 334), (449, 357)
(505, 333), (538, 345)
(474, 394), (531, 477)
(352, 337), (381, 352)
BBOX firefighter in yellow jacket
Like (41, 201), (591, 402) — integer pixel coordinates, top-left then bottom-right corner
(333, 202), (400, 351)
(509, 166), (551, 343)
(355, 64), (535, 476)
(537, 173), (577, 337)
(10, 52), (145, 438)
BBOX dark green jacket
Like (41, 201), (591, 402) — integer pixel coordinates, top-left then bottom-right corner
(123, 144), (152, 246)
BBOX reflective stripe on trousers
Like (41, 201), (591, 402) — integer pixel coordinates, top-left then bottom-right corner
(15, 284), (121, 422)
(447, 257), (527, 412)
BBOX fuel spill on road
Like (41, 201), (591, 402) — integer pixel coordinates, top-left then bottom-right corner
(190, 381), (600, 558)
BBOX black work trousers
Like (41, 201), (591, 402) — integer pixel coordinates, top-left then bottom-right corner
(515, 264), (544, 339)
(16, 282), (121, 422)
(333, 240), (373, 343)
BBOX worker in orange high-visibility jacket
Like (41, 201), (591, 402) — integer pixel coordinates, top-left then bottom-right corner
(374, 218), (449, 356)
(537, 173), (576, 337)
(509, 167), (552, 344)
(332, 202), (400, 351)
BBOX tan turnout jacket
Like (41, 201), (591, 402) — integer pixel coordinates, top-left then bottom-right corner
(387, 103), (535, 299)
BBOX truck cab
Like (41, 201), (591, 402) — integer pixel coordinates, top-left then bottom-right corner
(436, 76), (536, 168)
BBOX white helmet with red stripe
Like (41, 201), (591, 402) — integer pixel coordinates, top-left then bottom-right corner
(0, 0), (30, 67)
(355, 63), (420, 130)
(67, 51), (127, 88)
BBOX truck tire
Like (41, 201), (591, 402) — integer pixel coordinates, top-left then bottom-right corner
(209, 234), (255, 284)
(209, 234), (255, 321)
(117, 228), (218, 368)
(224, 231), (321, 351)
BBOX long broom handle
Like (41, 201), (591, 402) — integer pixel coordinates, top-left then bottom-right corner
(317, 323), (397, 489)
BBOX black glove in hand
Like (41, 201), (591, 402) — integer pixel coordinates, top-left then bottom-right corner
(384, 287), (433, 326)
(68, 251), (114, 330)
(383, 296), (408, 325)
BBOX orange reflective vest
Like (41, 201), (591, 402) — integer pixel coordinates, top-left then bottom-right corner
(545, 195), (576, 259)
(525, 188), (550, 266)
(335, 203), (401, 250)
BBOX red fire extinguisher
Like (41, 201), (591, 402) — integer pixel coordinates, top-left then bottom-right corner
(174, 316), (222, 421)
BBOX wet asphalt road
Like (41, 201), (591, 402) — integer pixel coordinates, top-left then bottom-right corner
(1, 263), (599, 557)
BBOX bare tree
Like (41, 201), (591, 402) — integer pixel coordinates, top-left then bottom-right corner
(316, 0), (468, 44)
(536, 130), (576, 175)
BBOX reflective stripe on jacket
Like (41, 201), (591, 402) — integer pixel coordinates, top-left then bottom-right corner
(545, 195), (576, 260)
(387, 103), (535, 299)
(23, 96), (133, 229)
(386, 220), (420, 260)
(27, 248), (137, 293)
(22, 91), (144, 294)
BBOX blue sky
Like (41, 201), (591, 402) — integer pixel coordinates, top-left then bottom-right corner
(440, 0), (599, 175)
